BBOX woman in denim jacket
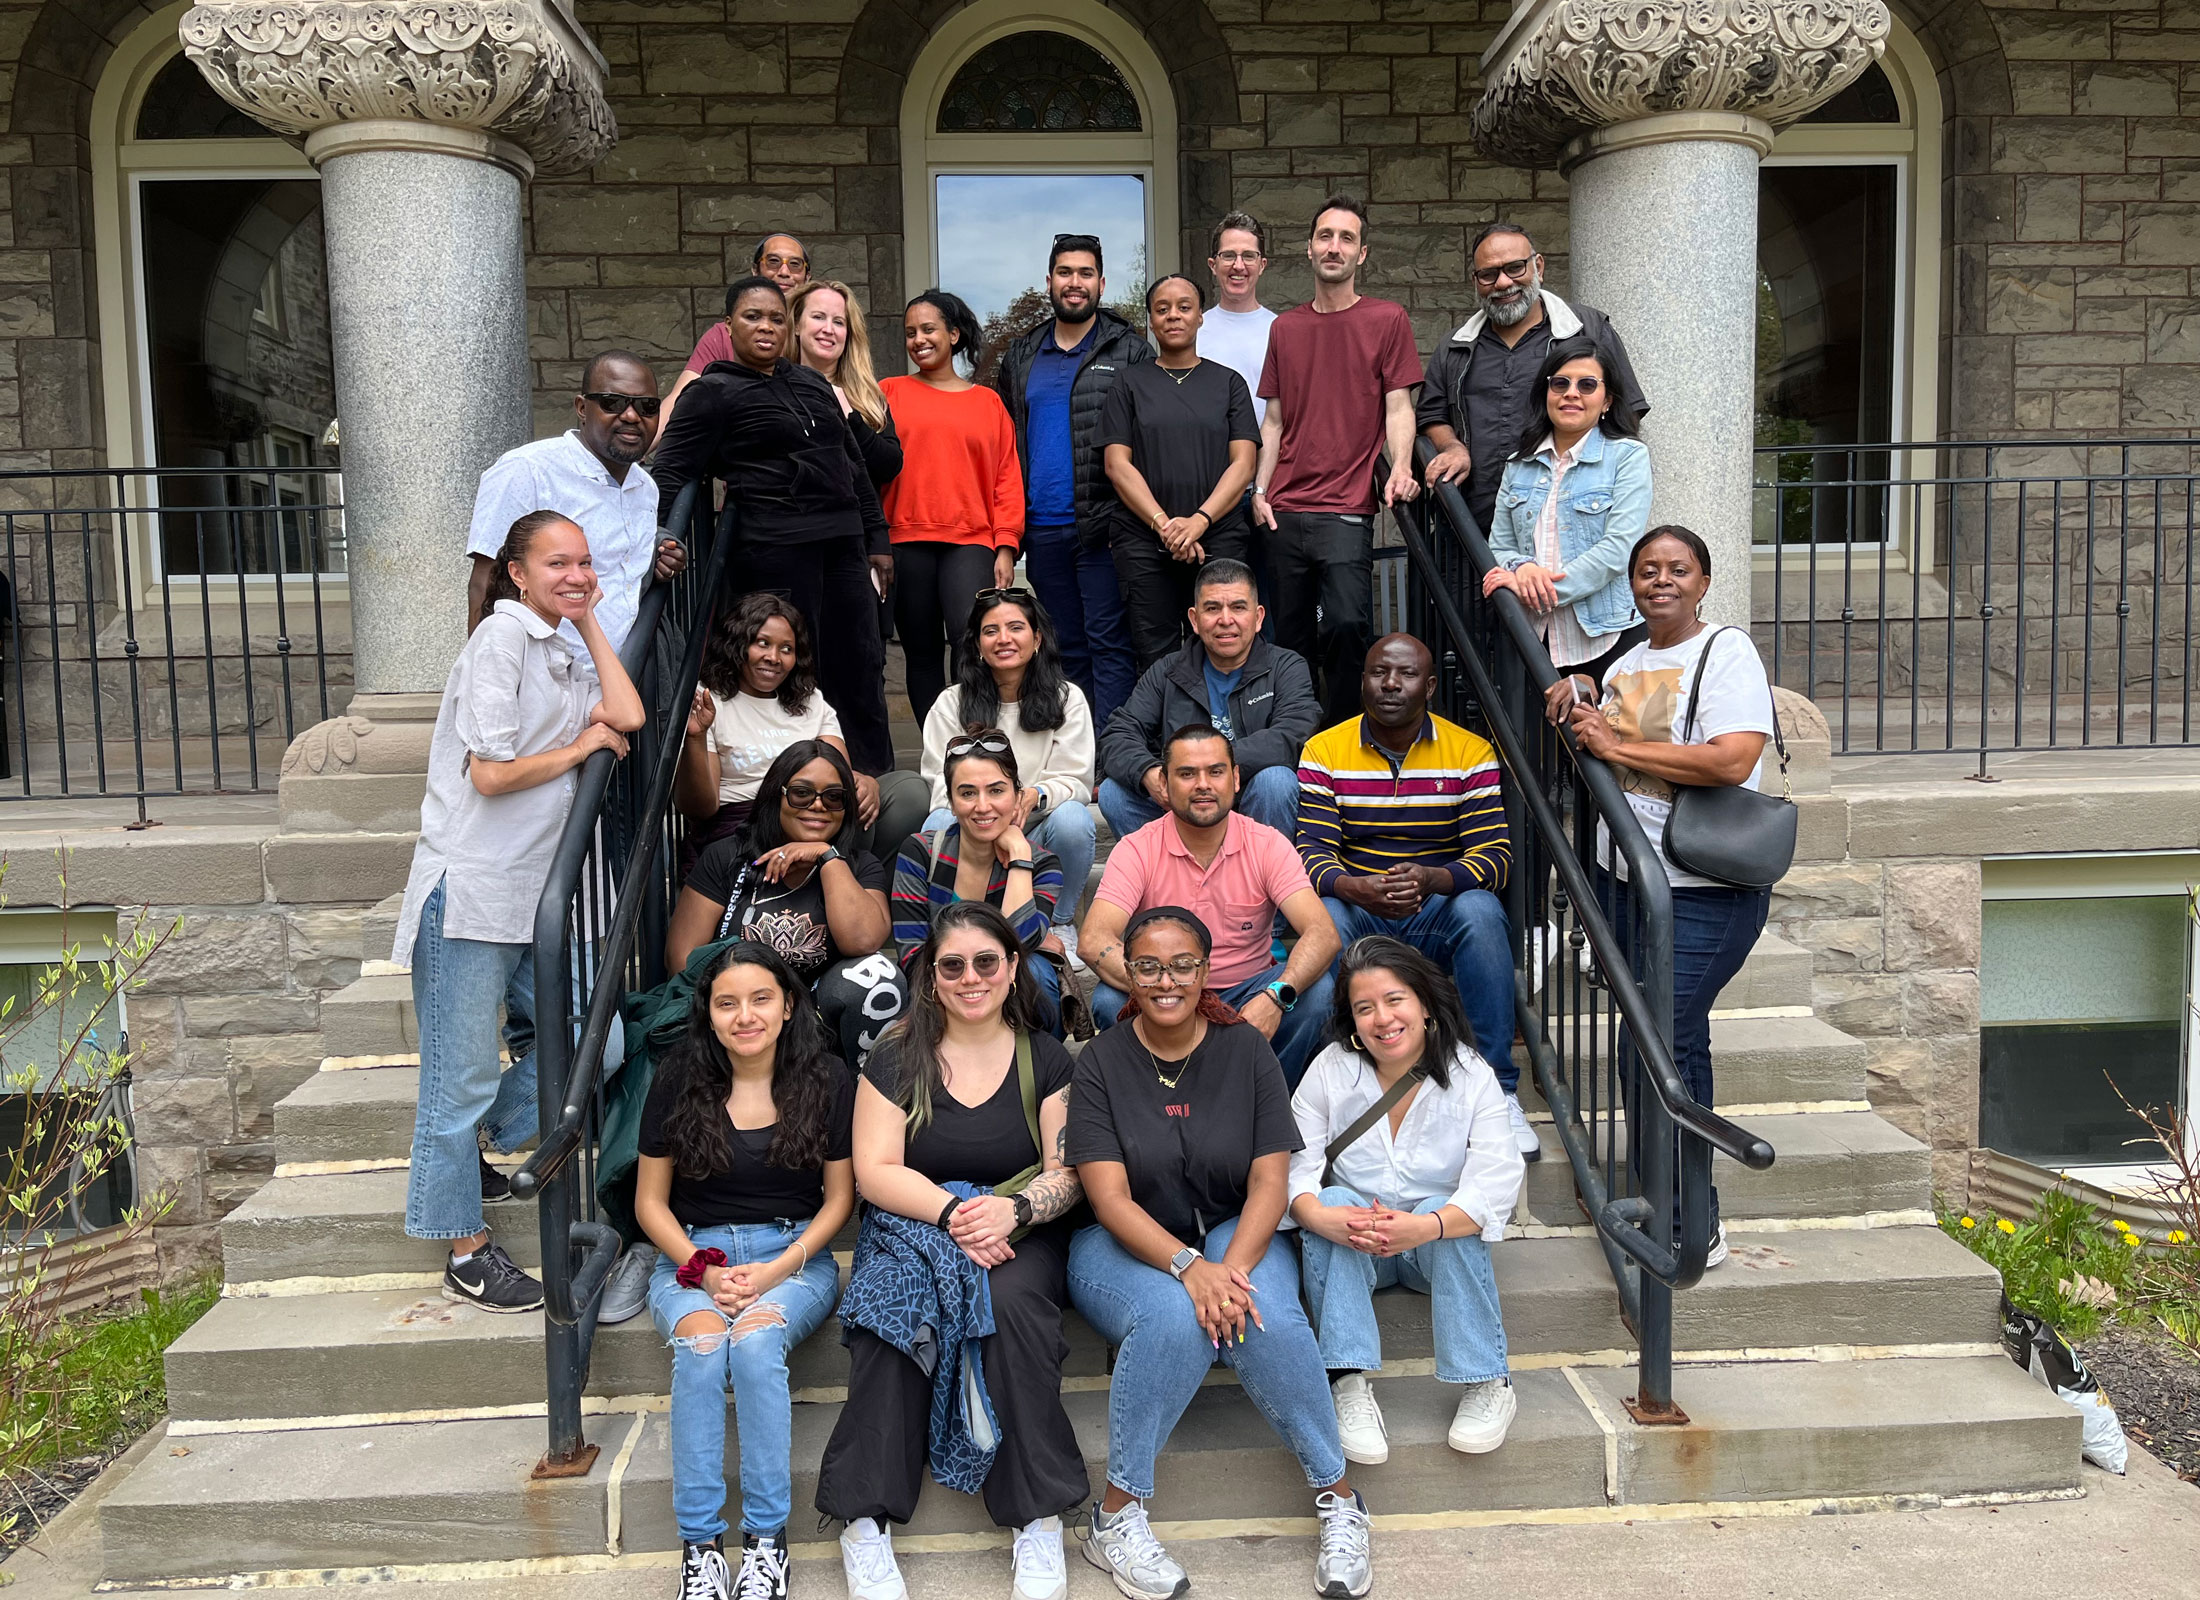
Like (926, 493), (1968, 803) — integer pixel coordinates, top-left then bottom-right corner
(1482, 337), (1651, 686)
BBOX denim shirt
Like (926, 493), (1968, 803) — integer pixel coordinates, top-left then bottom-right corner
(1487, 428), (1651, 638)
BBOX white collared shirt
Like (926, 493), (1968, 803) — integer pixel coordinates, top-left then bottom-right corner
(465, 431), (660, 651)
(1287, 1041), (1526, 1242)
(393, 600), (600, 965)
(1530, 433), (1600, 670)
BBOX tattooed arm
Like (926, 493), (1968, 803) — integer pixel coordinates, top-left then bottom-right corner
(1021, 1088), (1085, 1222)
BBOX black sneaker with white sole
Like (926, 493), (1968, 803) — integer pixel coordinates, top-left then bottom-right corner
(733, 1531), (790, 1600)
(442, 1241), (544, 1313)
(480, 1152), (513, 1203)
(680, 1538), (731, 1600)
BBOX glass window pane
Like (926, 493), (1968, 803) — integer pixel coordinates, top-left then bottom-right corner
(1800, 64), (1902, 126)
(1982, 896), (2186, 1025)
(937, 33), (1141, 132)
(138, 179), (344, 575)
(134, 53), (263, 140)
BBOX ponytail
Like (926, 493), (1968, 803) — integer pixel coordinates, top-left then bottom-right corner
(478, 509), (574, 628)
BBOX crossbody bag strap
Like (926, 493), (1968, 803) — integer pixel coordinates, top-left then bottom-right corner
(1321, 1064), (1428, 1186)
(1014, 1028), (1041, 1156)
(1676, 625), (1790, 793)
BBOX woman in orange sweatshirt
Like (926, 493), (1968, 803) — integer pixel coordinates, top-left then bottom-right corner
(882, 290), (1025, 716)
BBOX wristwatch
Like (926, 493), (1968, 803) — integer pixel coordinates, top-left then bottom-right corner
(1265, 978), (1299, 1011)
(1004, 859), (1037, 873)
(1011, 1193), (1034, 1229)
(1169, 1246), (1202, 1280)
(816, 845), (842, 867)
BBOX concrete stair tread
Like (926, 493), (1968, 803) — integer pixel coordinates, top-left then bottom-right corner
(1711, 929), (1815, 1012)
(321, 970), (417, 1056)
(1517, 1010), (1868, 1112)
(221, 1169), (541, 1279)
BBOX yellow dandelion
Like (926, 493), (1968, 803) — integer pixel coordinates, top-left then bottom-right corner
(1959, 1216), (1976, 1229)
(2122, 1230), (2143, 1246)
(2170, 1230), (2189, 1245)
(1997, 1218), (2017, 1234)
(2111, 1219), (2130, 1232)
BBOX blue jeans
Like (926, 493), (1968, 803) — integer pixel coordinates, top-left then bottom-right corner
(404, 878), (541, 1240)
(1298, 1186), (1508, 1385)
(483, 940), (629, 1154)
(1096, 765), (1299, 843)
(1025, 523), (1135, 725)
(922, 802), (1095, 928)
(1090, 960), (1336, 1088)
(1323, 888), (1516, 1093)
(1068, 1215), (1344, 1500)
(649, 1219), (841, 1542)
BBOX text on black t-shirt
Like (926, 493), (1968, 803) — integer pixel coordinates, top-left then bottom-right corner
(687, 838), (890, 981)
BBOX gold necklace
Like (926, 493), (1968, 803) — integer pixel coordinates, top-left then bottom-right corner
(1136, 1018), (1200, 1088)
(1161, 359), (1200, 386)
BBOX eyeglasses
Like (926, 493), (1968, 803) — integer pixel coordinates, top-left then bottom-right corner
(760, 253), (808, 274)
(1472, 257), (1536, 288)
(583, 392), (662, 418)
(944, 731), (1014, 760)
(934, 950), (1006, 980)
(1126, 956), (1209, 986)
(1212, 251), (1265, 266)
(1547, 375), (1602, 396)
(783, 781), (847, 812)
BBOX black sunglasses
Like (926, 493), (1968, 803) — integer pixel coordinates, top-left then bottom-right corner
(973, 586), (1035, 612)
(583, 391), (662, 419)
(783, 780), (847, 812)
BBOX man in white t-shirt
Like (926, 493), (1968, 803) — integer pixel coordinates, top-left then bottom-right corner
(1199, 210), (1281, 633)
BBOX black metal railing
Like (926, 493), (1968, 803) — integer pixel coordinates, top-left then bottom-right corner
(0, 466), (349, 819)
(1755, 437), (2200, 773)
(509, 482), (730, 1474)
(1399, 442), (1773, 1419)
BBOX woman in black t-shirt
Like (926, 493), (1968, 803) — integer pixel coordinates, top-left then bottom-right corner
(814, 902), (1088, 1599)
(666, 739), (907, 1068)
(1065, 907), (1372, 1600)
(1099, 275), (1261, 668)
(634, 941), (855, 1600)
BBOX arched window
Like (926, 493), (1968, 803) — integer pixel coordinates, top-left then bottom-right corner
(902, 3), (1179, 375)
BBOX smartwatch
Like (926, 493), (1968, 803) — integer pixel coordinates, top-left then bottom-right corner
(816, 845), (842, 867)
(1265, 978), (1299, 1012)
(1004, 859), (1038, 874)
(1169, 1246), (1202, 1280)
(1011, 1193), (1034, 1229)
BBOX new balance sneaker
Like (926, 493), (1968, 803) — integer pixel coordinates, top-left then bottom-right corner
(480, 1152), (513, 1203)
(1503, 1094), (1543, 1162)
(1313, 1490), (1372, 1598)
(1447, 1378), (1517, 1454)
(680, 1538), (731, 1600)
(442, 1240), (543, 1313)
(599, 1241), (656, 1325)
(733, 1531), (790, 1600)
(1011, 1515), (1068, 1600)
(840, 1516), (907, 1600)
(1704, 1222), (1729, 1270)
(1330, 1372), (1388, 1466)
(1082, 1498), (1189, 1600)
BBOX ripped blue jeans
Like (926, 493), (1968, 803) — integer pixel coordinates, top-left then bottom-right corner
(648, 1219), (840, 1542)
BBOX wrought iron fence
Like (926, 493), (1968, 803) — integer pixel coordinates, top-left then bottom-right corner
(0, 466), (350, 819)
(1755, 437), (2200, 772)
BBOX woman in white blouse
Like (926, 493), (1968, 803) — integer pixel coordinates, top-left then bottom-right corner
(1289, 936), (1526, 1467)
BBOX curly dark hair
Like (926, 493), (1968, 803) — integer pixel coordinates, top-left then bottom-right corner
(700, 592), (816, 714)
(881, 901), (1041, 1133)
(657, 940), (842, 1175)
(737, 739), (862, 862)
(954, 589), (1071, 734)
(1326, 936), (1474, 1085)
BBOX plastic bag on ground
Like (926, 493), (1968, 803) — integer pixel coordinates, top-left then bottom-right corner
(1999, 1295), (2129, 1474)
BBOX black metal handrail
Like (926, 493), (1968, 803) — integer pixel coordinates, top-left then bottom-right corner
(1399, 440), (1772, 1418)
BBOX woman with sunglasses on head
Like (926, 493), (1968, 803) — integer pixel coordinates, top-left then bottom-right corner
(636, 940), (855, 1600)
(1481, 337), (1650, 689)
(652, 276), (898, 781)
(1290, 937), (1525, 1475)
(817, 902), (1088, 1600)
(881, 289), (1025, 716)
(918, 589), (1096, 963)
(789, 279), (903, 495)
(1066, 907), (1373, 1600)
(666, 740), (906, 1070)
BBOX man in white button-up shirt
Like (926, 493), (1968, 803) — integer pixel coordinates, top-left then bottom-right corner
(465, 350), (687, 652)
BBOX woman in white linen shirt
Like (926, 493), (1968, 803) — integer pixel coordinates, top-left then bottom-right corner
(396, 510), (645, 1315)
(1289, 936), (1526, 1468)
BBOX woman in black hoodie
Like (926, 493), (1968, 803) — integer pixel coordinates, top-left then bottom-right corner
(654, 276), (896, 776)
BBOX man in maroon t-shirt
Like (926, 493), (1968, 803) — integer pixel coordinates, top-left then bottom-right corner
(1252, 195), (1425, 725)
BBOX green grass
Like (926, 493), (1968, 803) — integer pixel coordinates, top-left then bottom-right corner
(1941, 1189), (2200, 1348)
(10, 1276), (217, 1472)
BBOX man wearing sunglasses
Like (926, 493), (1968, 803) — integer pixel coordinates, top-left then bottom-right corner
(1417, 221), (1648, 542)
(464, 349), (686, 651)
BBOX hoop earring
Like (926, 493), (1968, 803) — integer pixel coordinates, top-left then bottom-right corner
(1350, 1033), (1367, 1054)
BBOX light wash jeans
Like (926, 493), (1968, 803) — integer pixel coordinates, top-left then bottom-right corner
(648, 1219), (841, 1542)
(1096, 764), (1300, 843)
(404, 878), (541, 1240)
(921, 802), (1096, 927)
(1090, 960), (1336, 1089)
(1297, 1185), (1509, 1385)
(482, 934), (630, 1154)
(1067, 1214), (1344, 1501)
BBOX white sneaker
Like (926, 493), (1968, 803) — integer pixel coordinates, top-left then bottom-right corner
(1330, 1372), (1388, 1466)
(1704, 1222), (1729, 1270)
(1082, 1498), (1188, 1600)
(1447, 1378), (1517, 1454)
(1055, 924), (1083, 969)
(839, 1516), (906, 1600)
(1011, 1515), (1068, 1600)
(1504, 1093), (1543, 1162)
(1313, 1489), (1373, 1598)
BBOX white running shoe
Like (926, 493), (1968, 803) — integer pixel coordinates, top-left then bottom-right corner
(1447, 1378), (1517, 1454)
(1504, 1093), (1543, 1162)
(1313, 1490), (1373, 1598)
(839, 1516), (907, 1600)
(1011, 1515), (1068, 1600)
(1704, 1222), (1729, 1270)
(1082, 1498), (1189, 1600)
(1330, 1372), (1388, 1466)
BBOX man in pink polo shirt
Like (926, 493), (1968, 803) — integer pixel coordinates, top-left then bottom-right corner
(1080, 723), (1341, 1083)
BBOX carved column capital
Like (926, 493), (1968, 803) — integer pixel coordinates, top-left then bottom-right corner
(180, 0), (616, 177)
(1472, 0), (1891, 171)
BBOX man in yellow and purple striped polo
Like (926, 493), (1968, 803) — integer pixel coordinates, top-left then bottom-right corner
(1297, 634), (1540, 1161)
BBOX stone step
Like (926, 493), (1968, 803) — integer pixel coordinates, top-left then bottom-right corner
(1712, 929), (1816, 1013)
(1517, 1011), (1868, 1114)
(319, 972), (416, 1058)
(167, 1225), (1998, 1424)
(101, 1356), (2077, 1582)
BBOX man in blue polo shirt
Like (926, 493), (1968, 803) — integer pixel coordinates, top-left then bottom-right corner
(994, 233), (1152, 725)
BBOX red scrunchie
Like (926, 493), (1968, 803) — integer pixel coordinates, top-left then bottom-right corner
(676, 1247), (727, 1289)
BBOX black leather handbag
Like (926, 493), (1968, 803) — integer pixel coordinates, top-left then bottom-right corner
(1659, 627), (1796, 891)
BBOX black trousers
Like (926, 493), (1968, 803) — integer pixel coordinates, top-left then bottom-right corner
(892, 540), (998, 720)
(1269, 509), (1374, 727)
(737, 534), (894, 774)
(1110, 523), (1253, 671)
(815, 1221), (1088, 1529)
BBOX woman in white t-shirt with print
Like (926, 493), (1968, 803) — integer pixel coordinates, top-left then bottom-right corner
(1554, 524), (1775, 1268)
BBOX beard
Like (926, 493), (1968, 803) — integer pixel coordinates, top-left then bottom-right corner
(1049, 289), (1097, 325)
(1480, 268), (1542, 327)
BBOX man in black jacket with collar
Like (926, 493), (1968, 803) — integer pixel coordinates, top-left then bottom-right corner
(995, 233), (1153, 725)
(1097, 557), (1319, 841)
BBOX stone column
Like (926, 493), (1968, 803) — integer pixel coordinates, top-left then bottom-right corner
(1473, 0), (1889, 629)
(179, 1), (616, 828)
